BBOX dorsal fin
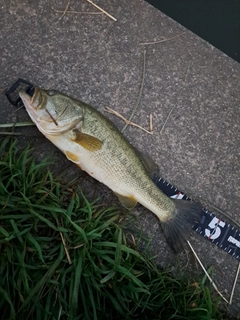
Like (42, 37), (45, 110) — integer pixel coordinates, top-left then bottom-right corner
(134, 148), (159, 179)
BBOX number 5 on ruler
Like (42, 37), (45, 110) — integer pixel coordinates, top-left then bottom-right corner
(205, 217), (226, 240)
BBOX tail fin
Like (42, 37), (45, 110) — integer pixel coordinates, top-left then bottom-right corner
(161, 200), (202, 252)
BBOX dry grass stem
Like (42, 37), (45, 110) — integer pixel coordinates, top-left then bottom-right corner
(126, 233), (136, 247)
(45, 83), (55, 90)
(60, 232), (72, 264)
(59, 0), (70, 19)
(140, 32), (185, 46)
(70, 244), (84, 249)
(15, 105), (24, 112)
(150, 114), (153, 132)
(187, 241), (229, 304)
(57, 305), (62, 320)
(122, 49), (146, 133)
(0, 132), (22, 135)
(159, 61), (191, 135)
(229, 262), (240, 305)
(104, 106), (153, 135)
(207, 202), (240, 229)
(159, 105), (175, 135)
(55, 10), (102, 15)
(0, 122), (34, 128)
(86, 0), (117, 21)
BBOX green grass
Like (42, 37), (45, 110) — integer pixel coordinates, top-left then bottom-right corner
(0, 137), (229, 320)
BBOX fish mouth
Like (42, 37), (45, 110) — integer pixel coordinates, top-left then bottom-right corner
(19, 89), (32, 104)
(19, 88), (47, 122)
(19, 88), (42, 109)
(19, 88), (57, 135)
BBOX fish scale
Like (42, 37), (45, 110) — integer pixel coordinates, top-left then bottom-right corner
(70, 104), (175, 216)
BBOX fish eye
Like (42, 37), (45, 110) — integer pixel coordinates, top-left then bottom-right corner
(47, 90), (55, 96)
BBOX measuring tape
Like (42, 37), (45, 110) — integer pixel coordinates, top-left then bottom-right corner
(5, 79), (240, 260)
(152, 175), (240, 260)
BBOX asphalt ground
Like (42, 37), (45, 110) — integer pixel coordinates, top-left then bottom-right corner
(0, 0), (239, 316)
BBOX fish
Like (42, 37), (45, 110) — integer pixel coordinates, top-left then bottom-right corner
(19, 88), (202, 252)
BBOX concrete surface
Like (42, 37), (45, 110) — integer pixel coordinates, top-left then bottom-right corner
(0, 0), (239, 317)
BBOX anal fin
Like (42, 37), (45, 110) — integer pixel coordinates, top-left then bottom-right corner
(114, 192), (137, 209)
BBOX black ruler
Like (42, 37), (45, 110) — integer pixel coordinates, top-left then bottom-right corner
(5, 79), (240, 260)
(153, 175), (240, 260)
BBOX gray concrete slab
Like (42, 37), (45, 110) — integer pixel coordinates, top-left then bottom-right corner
(0, 0), (239, 316)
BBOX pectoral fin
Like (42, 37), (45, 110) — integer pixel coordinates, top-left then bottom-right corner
(65, 151), (83, 169)
(115, 193), (137, 209)
(73, 129), (103, 152)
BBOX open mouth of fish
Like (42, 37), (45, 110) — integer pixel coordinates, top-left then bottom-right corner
(19, 88), (47, 121)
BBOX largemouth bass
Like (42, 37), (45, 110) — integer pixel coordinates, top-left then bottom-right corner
(19, 88), (202, 252)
